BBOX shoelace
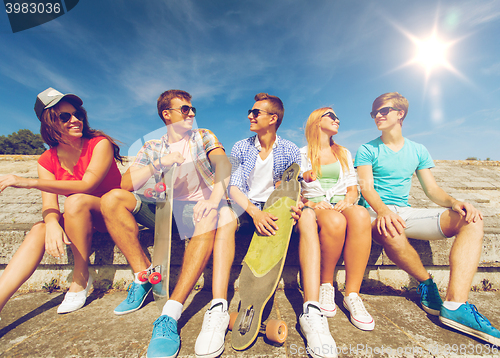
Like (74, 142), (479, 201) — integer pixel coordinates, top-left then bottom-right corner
(417, 282), (440, 302)
(126, 283), (138, 302)
(152, 316), (177, 339)
(201, 309), (227, 332)
(304, 312), (329, 334)
(347, 295), (369, 316)
(468, 304), (493, 328)
(319, 286), (334, 305)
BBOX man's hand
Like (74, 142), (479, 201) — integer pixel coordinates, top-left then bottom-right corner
(253, 210), (279, 236)
(375, 209), (406, 238)
(291, 200), (304, 224)
(157, 152), (185, 169)
(193, 199), (218, 222)
(452, 200), (483, 223)
(45, 221), (72, 258)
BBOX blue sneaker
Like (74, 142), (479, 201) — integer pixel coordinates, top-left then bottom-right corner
(417, 280), (442, 316)
(147, 315), (180, 358)
(440, 302), (500, 346)
(114, 281), (152, 315)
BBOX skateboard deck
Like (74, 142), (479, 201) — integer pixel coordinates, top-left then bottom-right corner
(151, 164), (176, 312)
(231, 163), (300, 350)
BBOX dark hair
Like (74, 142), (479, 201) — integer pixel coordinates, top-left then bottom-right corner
(254, 93), (284, 129)
(157, 90), (192, 124)
(40, 100), (125, 164)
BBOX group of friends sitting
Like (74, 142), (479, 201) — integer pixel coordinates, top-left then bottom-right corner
(0, 87), (498, 358)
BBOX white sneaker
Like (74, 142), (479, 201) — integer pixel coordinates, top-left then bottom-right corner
(343, 292), (374, 331)
(299, 304), (337, 358)
(195, 303), (230, 358)
(319, 283), (336, 317)
(57, 274), (93, 314)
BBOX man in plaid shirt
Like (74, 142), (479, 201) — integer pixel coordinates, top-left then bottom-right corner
(100, 89), (231, 358)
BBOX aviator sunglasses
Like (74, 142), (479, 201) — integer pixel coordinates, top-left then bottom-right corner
(370, 107), (401, 119)
(248, 108), (275, 118)
(322, 111), (340, 123)
(58, 110), (85, 123)
(166, 105), (196, 115)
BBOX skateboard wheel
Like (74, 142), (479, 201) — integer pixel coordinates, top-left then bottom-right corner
(144, 188), (154, 198)
(228, 312), (239, 331)
(155, 182), (166, 192)
(138, 270), (149, 282)
(149, 272), (162, 285)
(303, 170), (317, 183)
(265, 319), (287, 344)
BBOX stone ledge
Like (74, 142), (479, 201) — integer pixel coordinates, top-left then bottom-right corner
(1, 158), (500, 292)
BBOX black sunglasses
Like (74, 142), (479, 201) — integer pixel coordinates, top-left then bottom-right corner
(166, 105), (196, 115)
(321, 111), (340, 123)
(370, 107), (401, 119)
(248, 108), (275, 118)
(58, 111), (85, 123)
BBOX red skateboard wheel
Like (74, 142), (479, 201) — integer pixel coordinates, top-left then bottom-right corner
(149, 272), (162, 285)
(138, 270), (149, 282)
(155, 182), (166, 192)
(144, 188), (154, 198)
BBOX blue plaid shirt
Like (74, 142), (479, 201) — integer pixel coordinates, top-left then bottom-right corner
(229, 135), (300, 206)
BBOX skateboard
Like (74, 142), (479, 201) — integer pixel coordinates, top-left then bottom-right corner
(139, 164), (177, 312)
(230, 163), (301, 350)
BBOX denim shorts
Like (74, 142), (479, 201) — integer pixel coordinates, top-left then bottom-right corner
(367, 205), (449, 240)
(132, 193), (196, 239)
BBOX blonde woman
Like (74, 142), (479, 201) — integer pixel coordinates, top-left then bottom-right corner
(299, 107), (374, 330)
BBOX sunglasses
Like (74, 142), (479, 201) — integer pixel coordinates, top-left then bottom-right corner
(321, 111), (340, 123)
(248, 108), (275, 118)
(58, 111), (85, 123)
(166, 105), (196, 115)
(370, 107), (401, 119)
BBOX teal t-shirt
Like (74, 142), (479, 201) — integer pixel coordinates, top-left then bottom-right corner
(354, 137), (434, 208)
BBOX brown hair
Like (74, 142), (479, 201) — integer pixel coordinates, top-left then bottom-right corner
(372, 92), (409, 123)
(157, 90), (192, 124)
(254, 93), (284, 130)
(304, 107), (349, 176)
(40, 101), (125, 164)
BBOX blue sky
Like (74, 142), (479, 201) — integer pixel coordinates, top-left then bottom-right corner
(1, 0), (499, 160)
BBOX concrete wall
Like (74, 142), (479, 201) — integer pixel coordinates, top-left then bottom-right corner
(1, 156), (499, 292)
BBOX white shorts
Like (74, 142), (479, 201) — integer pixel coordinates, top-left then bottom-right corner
(367, 205), (450, 241)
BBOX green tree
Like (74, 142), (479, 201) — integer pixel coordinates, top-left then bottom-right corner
(0, 129), (46, 155)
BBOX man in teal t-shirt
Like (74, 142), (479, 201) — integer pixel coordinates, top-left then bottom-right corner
(355, 92), (500, 346)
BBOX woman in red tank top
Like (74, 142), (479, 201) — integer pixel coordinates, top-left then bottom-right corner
(0, 87), (123, 316)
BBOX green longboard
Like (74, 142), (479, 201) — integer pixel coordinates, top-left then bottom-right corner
(231, 163), (300, 350)
(151, 165), (176, 312)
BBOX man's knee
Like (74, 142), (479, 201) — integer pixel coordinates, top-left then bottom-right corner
(373, 229), (408, 251)
(64, 194), (94, 217)
(101, 189), (135, 214)
(298, 208), (317, 230)
(442, 210), (484, 238)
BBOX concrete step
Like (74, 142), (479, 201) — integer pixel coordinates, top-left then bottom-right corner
(1, 157), (500, 294)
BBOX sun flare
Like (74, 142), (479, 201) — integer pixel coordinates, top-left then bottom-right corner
(414, 35), (449, 72)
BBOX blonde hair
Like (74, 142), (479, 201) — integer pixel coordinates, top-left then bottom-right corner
(305, 107), (349, 177)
